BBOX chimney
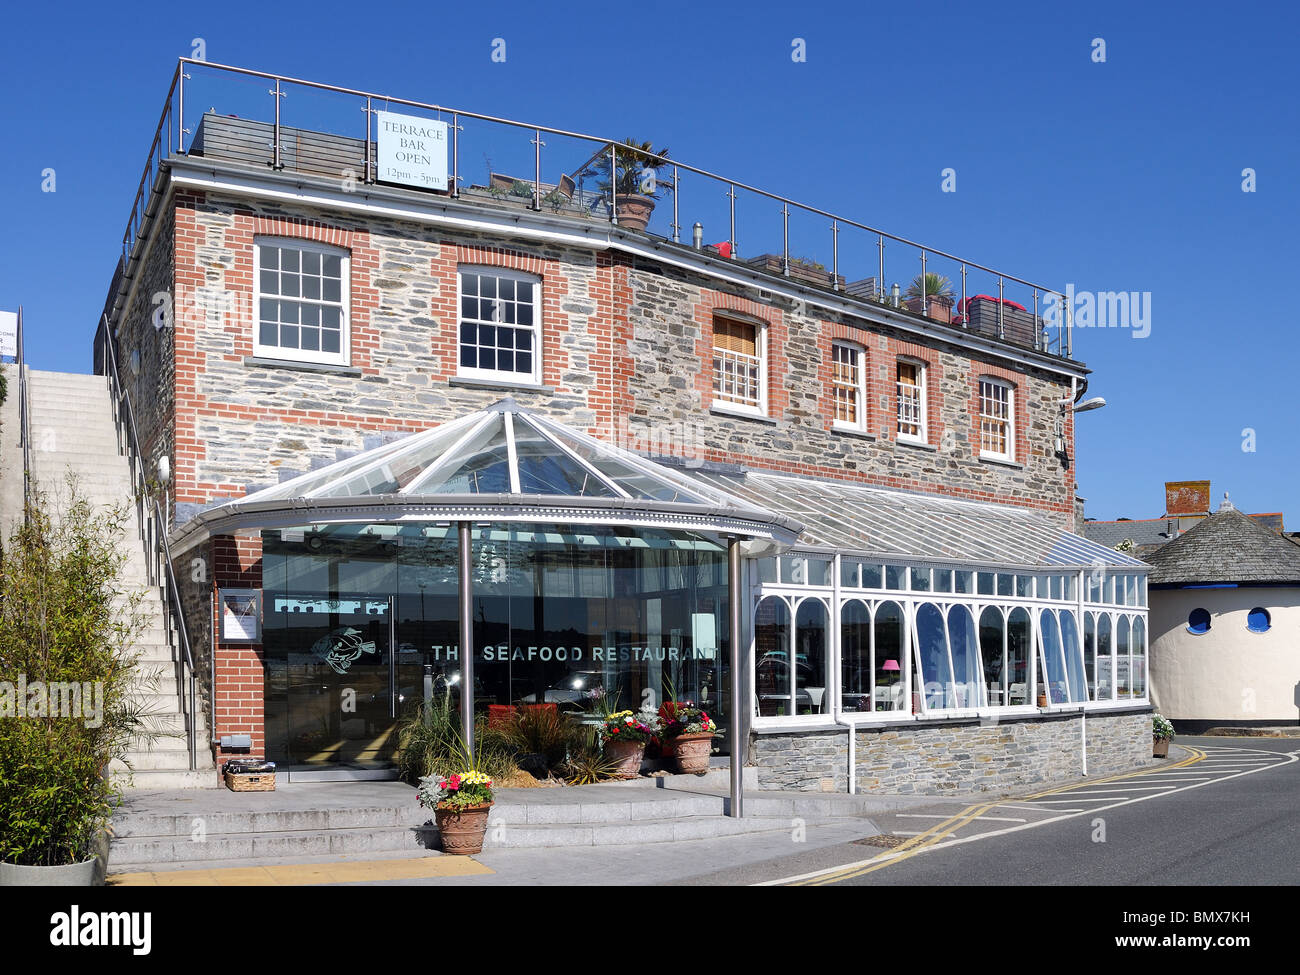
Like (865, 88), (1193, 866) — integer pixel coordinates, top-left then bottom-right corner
(1167, 518), (1177, 539)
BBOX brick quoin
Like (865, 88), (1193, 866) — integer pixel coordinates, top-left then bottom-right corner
(211, 533), (265, 770)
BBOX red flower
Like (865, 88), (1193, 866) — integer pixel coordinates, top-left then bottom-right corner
(448, 774), (461, 789)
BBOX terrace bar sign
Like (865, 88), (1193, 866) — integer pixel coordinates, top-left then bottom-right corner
(375, 110), (448, 190)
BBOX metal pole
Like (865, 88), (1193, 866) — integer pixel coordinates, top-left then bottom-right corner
(363, 97), (372, 184)
(781, 204), (790, 276)
(960, 264), (967, 327)
(877, 235), (885, 300)
(271, 79), (283, 170)
(1033, 288), (1040, 350)
(997, 276), (1005, 340)
(451, 113), (460, 197)
(532, 128), (543, 211)
(671, 165), (680, 242)
(831, 220), (839, 291)
(609, 144), (618, 225)
(728, 184), (736, 258)
(458, 521), (475, 757)
(177, 67), (186, 155)
(728, 537), (743, 819)
(920, 251), (928, 309)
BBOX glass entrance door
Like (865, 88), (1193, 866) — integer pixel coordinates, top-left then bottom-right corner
(263, 593), (397, 778)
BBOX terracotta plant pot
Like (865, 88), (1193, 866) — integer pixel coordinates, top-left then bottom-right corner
(1153, 738), (1170, 758)
(671, 733), (714, 775)
(613, 194), (656, 231)
(604, 739), (646, 779)
(435, 803), (492, 856)
(1037, 692), (1049, 708)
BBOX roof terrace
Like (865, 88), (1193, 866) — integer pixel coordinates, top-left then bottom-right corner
(101, 59), (1077, 363)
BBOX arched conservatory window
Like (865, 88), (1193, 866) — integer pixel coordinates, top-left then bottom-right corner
(915, 603), (954, 710)
(947, 605), (986, 707)
(794, 599), (829, 716)
(1084, 613), (1097, 700)
(754, 596), (791, 717)
(1038, 610), (1068, 704)
(840, 600), (872, 713)
(979, 607), (1006, 706)
(1060, 611), (1087, 703)
(1116, 617), (1132, 699)
(1007, 607), (1032, 705)
(875, 602), (906, 712)
(1132, 617), (1147, 697)
(1096, 615), (1114, 701)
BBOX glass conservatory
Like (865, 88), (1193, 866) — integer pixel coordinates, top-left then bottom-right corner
(176, 400), (1149, 780)
(679, 469), (1151, 728)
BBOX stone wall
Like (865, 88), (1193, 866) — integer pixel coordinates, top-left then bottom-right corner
(752, 709), (1154, 794)
(161, 189), (1077, 526)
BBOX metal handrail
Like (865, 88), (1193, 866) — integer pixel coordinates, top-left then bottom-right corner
(96, 316), (199, 770)
(104, 58), (1073, 360)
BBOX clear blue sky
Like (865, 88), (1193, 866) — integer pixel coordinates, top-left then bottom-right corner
(1, 0), (1296, 522)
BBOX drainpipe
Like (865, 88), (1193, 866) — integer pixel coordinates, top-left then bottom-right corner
(1078, 568), (1087, 777)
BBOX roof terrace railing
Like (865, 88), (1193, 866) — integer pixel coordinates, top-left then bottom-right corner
(103, 58), (1075, 360)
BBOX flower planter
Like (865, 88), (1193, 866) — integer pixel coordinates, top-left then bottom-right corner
(1153, 738), (1170, 758)
(604, 739), (646, 779)
(613, 194), (656, 231)
(671, 733), (714, 775)
(435, 803), (493, 856)
(0, 856), (102, 887)
(904, 295), (954, 324)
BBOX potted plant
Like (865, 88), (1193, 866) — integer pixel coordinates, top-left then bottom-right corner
(418, 769), (494, 855)
(657, 701), (718, 775)
(905, 273), (955, 324)
(598, 710), (655, 778)
(0, 484), (152, 887)
(583, 138), (671, 232)
(1152, 713), (1174, 758)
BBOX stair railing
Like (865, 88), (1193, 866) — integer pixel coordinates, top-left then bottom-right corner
(95, 316), (199, 771)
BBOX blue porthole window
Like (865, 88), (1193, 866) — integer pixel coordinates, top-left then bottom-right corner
(1186, 608), (1211, 635)
(1247, 608), (1271, 633)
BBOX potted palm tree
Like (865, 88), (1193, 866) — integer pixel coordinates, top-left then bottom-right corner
(583, 138), (672, 232)
(905, 273), (955, 324)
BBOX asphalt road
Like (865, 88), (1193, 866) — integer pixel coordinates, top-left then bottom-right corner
(691, 737), (1300, 886)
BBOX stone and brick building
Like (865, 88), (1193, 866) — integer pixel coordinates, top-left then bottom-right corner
(95, 60), (1152, 794)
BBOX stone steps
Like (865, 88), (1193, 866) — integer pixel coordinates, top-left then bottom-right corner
(108, 774), (886, 870)
(26, 370), (211, 791)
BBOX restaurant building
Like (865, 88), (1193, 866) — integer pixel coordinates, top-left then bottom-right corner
(95, 60), (1152, 796)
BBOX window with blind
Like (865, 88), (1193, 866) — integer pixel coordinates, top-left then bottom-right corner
(832, 341), (866, 430)
(712, 315), (766, 412)
(896, 359), (926, 442)
(978, 377), (1014, 460)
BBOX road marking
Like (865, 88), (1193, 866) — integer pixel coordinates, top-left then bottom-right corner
(896, 813), (1026, 823)
(764, 744), (1297, 886)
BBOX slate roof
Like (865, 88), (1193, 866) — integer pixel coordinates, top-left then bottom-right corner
(1145, 499), (1300, 585)
(1082, 518), (1172, 550)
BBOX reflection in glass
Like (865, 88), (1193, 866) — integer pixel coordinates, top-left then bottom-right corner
(915, 603), (953, 709)
(1007, 608), (1031, 704)
(840, 601), (872, 713)
(1039, 609), (1068, 704)
(980, 606), (1005, 705)
(755, 597), (792, 717)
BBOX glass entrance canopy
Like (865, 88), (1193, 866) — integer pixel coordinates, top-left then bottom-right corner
(171, 399), (802, 549)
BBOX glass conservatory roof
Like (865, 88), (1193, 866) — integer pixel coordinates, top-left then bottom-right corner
(685, 469), (1148, 570)
(173, 400), (802, 549)
(245, 399), (744, 506)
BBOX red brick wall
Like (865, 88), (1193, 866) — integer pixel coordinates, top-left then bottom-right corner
(211, 534), (266, 770)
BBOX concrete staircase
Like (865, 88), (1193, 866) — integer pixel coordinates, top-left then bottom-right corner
(25, 370), (215, 789)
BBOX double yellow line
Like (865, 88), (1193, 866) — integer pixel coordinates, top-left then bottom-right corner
(787, 746), (1206, 886)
